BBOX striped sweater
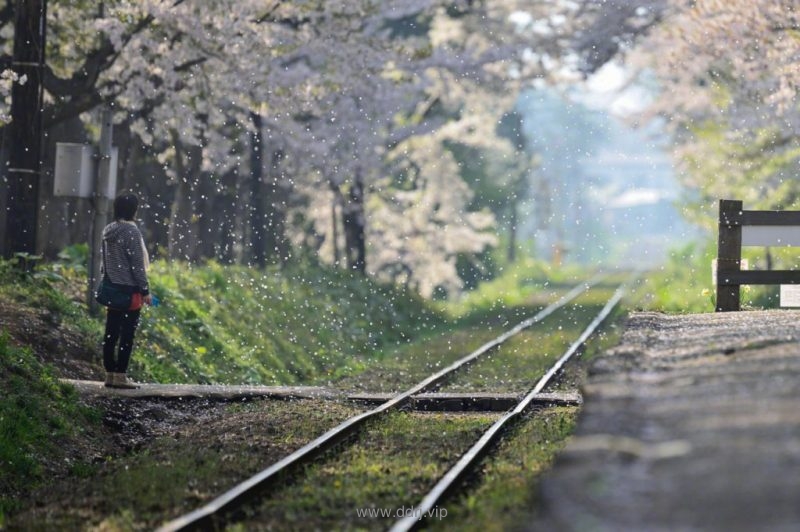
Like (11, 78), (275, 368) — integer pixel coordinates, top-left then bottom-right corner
(101, 221), (149, 295)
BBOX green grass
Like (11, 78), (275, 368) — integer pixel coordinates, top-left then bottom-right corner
(639, 240), (791, 313)
(0, 252), (103, 343)
(638, 242), (717, 313)
(8, 399), (365, 530)
(0, 254), (447, 527)
(109, 400), (365, 529)
(233, 411), (497, 531)
(549, 304), (627, 393)
(331, 321), (506, 393)
(332, 280), (624, 394)
(443, 258), (596, 318)
(0, 253), (447, 387)
(0, 334), (101, 525)
(133, 260), (446, 385)
(428, 406), (580, 531)
(0, 250), (617, 393)
(442, 287), (620, 393)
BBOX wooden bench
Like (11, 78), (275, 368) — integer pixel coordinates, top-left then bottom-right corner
(716, 199), (800, 311)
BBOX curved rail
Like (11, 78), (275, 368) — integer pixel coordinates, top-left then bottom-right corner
(157, 277), (603, 531)
(390, 282), (628, 532)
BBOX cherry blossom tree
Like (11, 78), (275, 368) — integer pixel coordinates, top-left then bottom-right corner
(638, 0), (800, 221)
(523, 0), (800, 228)
(1, 0), (562, 296)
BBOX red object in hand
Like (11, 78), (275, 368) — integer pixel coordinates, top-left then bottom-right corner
(129, 293), (144, 311)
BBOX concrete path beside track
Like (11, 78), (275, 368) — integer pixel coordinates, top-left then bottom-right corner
(534, 310), (800, 531)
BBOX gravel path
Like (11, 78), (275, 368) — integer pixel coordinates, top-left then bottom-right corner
(533, 310), (800, 532)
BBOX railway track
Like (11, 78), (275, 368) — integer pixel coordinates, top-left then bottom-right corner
(390, 282), (627, 532)
(158, 276), (624, 531)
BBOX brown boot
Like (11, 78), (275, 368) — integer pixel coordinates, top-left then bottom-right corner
(112, 373), (140, 389)
(104, 372), (115, 387)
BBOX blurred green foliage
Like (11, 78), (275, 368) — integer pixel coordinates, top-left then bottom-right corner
(639, 238), (793, 313)
(639, 241), (717, 313)
(443, 257), (589, 318)
(681, 122), (800, 231)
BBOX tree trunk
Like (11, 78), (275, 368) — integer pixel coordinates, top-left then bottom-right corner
(507, 203), (517, 263)
(231, 165), (249, 265)
(329, 182), (341, 266)
(3, 0), (46, 259)
(117, 120), (142, 193)
(263, 148), (290, 265)
(195, 171), (217, 260)
(248, 115), (291, 267)
(167, 137), (202, 262)
(216, 168), (240, 263)
(248, 112), (267, 267)
(342, 170), (366, 274)
(167, 176), (190, 262)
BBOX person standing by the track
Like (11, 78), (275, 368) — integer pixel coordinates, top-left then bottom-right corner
(99, 192), (152, 389)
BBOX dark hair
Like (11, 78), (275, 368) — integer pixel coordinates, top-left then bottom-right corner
(113, 193), (139, 221)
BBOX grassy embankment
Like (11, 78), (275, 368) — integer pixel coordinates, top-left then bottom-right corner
(0, 253), (106, 523)
(0, 333), (101, 525)
(134, 259), (446, 385)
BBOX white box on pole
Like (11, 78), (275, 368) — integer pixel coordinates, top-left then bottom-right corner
(54, 143), (94, 198)
(780, 285), (800, 307)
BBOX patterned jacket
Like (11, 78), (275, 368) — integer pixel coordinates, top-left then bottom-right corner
(101, 221), (149, 295)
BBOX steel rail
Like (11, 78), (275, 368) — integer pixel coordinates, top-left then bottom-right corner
(157, 276), (603, 532)
(390, 282), (628, 532)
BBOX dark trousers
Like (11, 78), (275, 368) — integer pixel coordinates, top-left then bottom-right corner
(103, 308), (141, 373)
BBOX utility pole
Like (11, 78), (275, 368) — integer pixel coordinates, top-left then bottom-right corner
(53, 108), (117, 311)
(3, 0), (47, 261)
(87, 109), (114, 313)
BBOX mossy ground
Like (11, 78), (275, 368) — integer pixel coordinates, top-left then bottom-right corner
(428, 406), (580, 532)
(231, 410), (498, 531)
(7, 398), (365, 530)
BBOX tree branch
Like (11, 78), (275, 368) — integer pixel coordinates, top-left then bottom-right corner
(43, 90), (105, 130)
(0, 1), (13, 28)
(44, 14), (154, 98)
